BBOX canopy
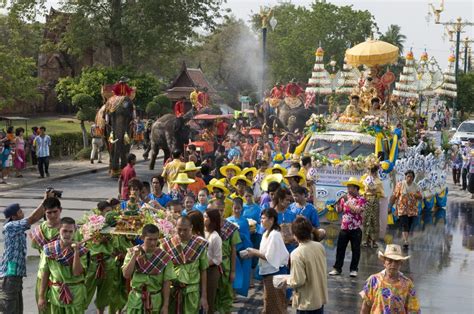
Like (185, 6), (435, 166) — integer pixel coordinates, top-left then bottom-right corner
(345, 39), (399, 67)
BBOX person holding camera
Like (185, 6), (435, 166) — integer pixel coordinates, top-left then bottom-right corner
(0, 191), (53, 313)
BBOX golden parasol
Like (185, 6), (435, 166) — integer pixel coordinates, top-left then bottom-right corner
(345, 39), (399, 67)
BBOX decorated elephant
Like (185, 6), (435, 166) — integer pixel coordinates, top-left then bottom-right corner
(256, 98), (316, 134)
(95, 95), (134, 177)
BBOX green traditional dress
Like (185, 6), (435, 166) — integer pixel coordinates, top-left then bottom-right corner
(123, 246), (176, 313)
(84, 235), (119, 310)
(41, 240), (88, 314)
(110, 235), (135, 313)
(161, 234), (208, 314)
(31, 222), (60, 314)
(215, 221), (241, 313)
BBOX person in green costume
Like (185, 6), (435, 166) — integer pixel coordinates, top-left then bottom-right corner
(38, 217), (89, 313)
(122, 224), (176, 314)
(213, 199), (241, 314)
(84, 201), (120, 313)
(31, 197), (62, 314)
(162, 216), (209, 313)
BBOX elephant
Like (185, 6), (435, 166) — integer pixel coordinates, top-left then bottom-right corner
(256, 98), (316, 134)
(95, 95), (134, 177)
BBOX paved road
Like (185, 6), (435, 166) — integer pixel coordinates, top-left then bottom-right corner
(1, 160), (473, 313)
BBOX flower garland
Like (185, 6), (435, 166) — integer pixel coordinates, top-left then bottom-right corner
(304, 113), (327, 134)
(311, 153), (379, 171)
(359, 115), (391, 137)
(81, 214), (107, 241)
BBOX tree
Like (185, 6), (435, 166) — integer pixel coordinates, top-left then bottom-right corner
(72, 93), (95, 148)
(380, 24), (406, 55)
(457, 72), (474, 120)
(251, 2), (376, 88)
(3, 0), (224, 70)
(146, 95), (172, 118)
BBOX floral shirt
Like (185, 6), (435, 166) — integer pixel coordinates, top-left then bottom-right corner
(393, 182), (420, 217)
(360, 270), (420, 314)
(0, 218), (30, 277)
(338, 194), (366, 230)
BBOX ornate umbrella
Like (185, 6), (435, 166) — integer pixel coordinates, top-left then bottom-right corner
(345, 39), (399, 67)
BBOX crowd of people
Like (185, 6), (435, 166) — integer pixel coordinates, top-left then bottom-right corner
(0, 126), (51, 184)
(1, 132), (428, 313)
(450, 139), (474, 199)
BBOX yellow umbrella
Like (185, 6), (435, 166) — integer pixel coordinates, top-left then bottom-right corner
(345, 39), (399, 67)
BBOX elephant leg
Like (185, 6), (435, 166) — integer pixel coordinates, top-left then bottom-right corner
(143, 145), (151, 161)
(149, 144), (158, 170)
(120, 145), (128, 169)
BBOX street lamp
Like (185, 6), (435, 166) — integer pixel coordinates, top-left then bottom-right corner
(259, 7), (276, 101)
(427, 2), (473, 126)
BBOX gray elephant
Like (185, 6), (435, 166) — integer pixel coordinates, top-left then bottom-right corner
(96, 96), (134, 177)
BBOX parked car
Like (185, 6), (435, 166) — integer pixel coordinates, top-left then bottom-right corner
(450, 120), (474, 146)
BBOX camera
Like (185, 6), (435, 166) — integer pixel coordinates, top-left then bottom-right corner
(46, 187), (63, 198)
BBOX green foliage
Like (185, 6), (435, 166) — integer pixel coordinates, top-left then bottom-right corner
(50, 132), (86, 158)
(251, 2), (376, 87)
(55, 66), (164, 112)
(0, 44), (41, 109)
(457, 72), (474, 119)
(379, 24), (406, 55)
(72, 93), (96, 122)
(146, 94), (172, 117)
(74, 147), (92, 160)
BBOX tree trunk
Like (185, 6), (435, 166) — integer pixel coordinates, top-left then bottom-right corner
(109, 0), (124, 66)
(80, 120), (89, 148)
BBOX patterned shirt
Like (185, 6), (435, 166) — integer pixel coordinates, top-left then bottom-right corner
(34, 135), (51, 158)
(0, 218), (30, 277)
(338, 194), (366, 230)
(360, 270), (420, 314)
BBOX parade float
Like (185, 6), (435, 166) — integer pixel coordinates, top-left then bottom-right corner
(294, 39), (448, 224)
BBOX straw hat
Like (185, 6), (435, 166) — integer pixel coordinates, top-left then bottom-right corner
(219, 163), (242, 177)
(207, 180), (230, 196)
(172, 173), (195, 185)
(260, 173), (284, 192)
(342, 176), (364, 189)
(377, 244), (410, 261)
(284, 167), (304, 180)
(265, 164), (288, 176)
(230, 175), (252, 188)
(182, 161), (201, 172)
(241, 167), (257, 179)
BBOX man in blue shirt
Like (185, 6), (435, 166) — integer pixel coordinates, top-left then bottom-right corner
(0, 192), (52, 313)
(227, 139), (242, 162)
(148, 175), (172, 210)
(33, 126), (51, 178)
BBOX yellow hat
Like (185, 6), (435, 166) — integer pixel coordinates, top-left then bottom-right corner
(241, 167), (257, 179)
(261, 173), (284, 192)
(284, 167), (304, 180)
(265, 164), (288, 176)
(207, 180), (230, 196)
(230, 175), (252, 188)
(172, 173), (196, 185)
(341, 176), (363, 189)
(220, 163), (242, 177)
(182, 161), (201, 172)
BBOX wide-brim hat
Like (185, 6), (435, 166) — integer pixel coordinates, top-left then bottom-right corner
(220, 163), (242, 177)
(230, 175), (252, 188)
(265, 164), (288, 176)
(378, 244), (410, 261)
(342, 176), (364, 189)
(261, 173), (284, 192)
(284, 167), (304, 180)
(182, 161), (201, 172)
(241, 167), (257, 179)
(207, 180), (230, 196)
(172, 173), (195, 185)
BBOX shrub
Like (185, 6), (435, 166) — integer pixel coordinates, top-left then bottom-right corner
(146, 94), (172, 117)
(50, 132), (89, 159)
(74, 147), (93, 160)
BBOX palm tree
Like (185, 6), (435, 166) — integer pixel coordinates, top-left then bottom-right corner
(380, 24), (407, 55)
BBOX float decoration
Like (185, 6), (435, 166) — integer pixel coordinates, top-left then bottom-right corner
(393, 50), (419, 99)
(435, 53), (457, 98)
(345, 39), (399, 67)
(336, 59), (360, 95)
(305, 46), (333, 107)
(304, 113), (327, 134)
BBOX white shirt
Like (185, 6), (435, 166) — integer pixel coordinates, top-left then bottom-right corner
(258, 229), (289, 275)
(205, 230), (222, 266)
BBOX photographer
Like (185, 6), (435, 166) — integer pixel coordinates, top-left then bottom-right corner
(0, 191), (54, 313)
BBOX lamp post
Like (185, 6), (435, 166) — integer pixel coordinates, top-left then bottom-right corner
(427, 2), (473, 127)
(259, 7), (276, 101)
